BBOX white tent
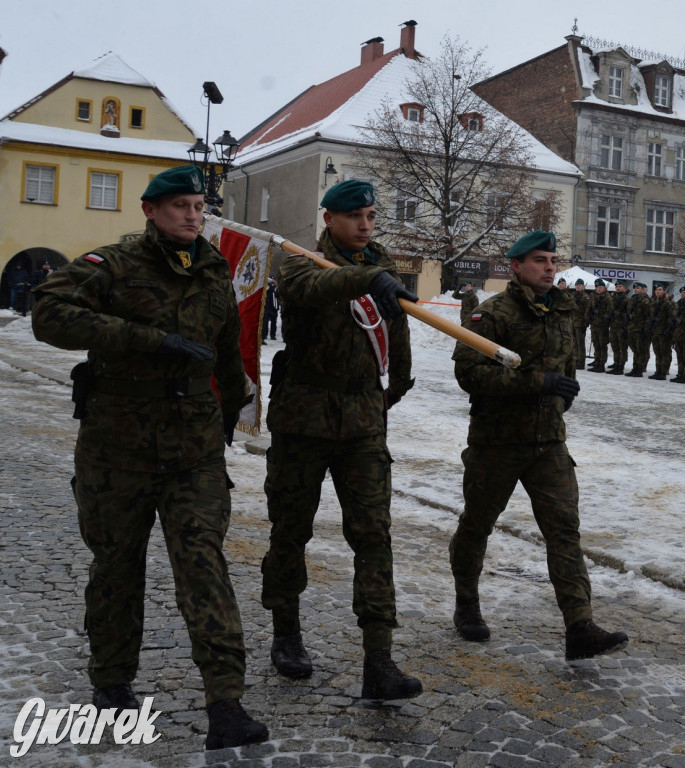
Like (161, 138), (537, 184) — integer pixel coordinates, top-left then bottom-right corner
(555, 265), (616, 291)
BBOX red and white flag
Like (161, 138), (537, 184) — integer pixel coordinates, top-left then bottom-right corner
(202, 214), (273, 435)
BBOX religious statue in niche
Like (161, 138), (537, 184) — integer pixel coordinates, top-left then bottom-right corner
(101, 98), (120, 131)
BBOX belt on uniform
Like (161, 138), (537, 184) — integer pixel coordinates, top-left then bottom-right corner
(288, 365), (377, 394)
(93, 376), (213, 398)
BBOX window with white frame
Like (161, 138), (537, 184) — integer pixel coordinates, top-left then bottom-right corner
(446, 188), (466, 231)
(260, 187), (269, 221)
(89, 171), (119, 210)
(24, 164), (57, 204)
(647, 142), (663, 176)
(407, 107), (421, 122)
(654, 75), (671, 108)
(676, 147), (685, 181)
(600, 135), (623, 171)
(609, 66), (624, 98)
(646, 208), (674, 252)
(596, 204), (620, 247)
(532, 198), (552, 232)
(484, 192), (506, 232)
(396, 195), (417, 223)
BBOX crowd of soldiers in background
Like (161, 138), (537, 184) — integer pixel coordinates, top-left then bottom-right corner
(454, 276), (685, 383)
(560, 277), (684, 382)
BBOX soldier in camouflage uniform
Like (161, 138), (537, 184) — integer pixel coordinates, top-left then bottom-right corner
(261, 179), (423, 700)
(648, 285), (676, 380)
(31, 166), (268, 750)
(607, 280), (630, 375)
(571, 279), (590, 369)
(671, 286), (685, 383)
(450, 230), (628, 661)
(586, 278), (612, 372)
(459, 281), (480, 323)
(625, 282), (653, 377)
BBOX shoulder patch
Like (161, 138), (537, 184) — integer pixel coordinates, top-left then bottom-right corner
(84, 254), (105, 264)
(470, 313), (483, 322)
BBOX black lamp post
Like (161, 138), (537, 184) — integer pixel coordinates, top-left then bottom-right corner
(187, 81), (240, 208)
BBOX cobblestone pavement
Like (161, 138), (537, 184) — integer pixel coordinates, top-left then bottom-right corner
(1, 320), (684, 768)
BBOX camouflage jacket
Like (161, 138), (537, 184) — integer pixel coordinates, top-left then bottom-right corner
(266, 228), (413, 440)
(587, 290), (612, 330)
(650, 296), (676, 337)
(32, 221), (249, 472)
(571, 290), (590, 327)
(608, 291), (630, 330)
(626, 293), (653, 334)
(460, 291), (479, 323)
(452, 279), (575, 446)
(673, 298), (685, 342)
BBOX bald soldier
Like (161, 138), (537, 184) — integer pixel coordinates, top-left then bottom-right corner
(261, 179), (423, 700)
(450, 230), (628, 661)
(31, 165), (268, 750)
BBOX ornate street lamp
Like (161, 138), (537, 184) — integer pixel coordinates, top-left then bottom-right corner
(187, 82), (240, 208)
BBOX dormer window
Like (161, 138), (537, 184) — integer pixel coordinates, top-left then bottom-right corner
(399, 102), (424, 123)
(609, 66), (624, 98)
(460, 112), (483, 131)
(654, 75), (671, 107)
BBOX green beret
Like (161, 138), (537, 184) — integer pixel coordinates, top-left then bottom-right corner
(320, 179), (375, 211)
(680, 286), (685, 292)
(141, 164), (205, 201)
(595, 278), (605, 287)
(575, 279), (585, 286)
(506, 230), (556, 258)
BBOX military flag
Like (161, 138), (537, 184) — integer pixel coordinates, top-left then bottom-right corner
(202, 214), (273, 435)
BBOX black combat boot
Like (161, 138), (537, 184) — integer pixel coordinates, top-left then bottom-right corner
(565, 620), (629, 660)
(270, 633), (313, 678)
(92, 683), (139, 716)
(453, 597), (491, 641)
(671, 375), (684, 383)
(206, 699), (269, 749)
(361, 650), (422, 700)
(590, 363), (605, 373)
(625, 369), (642, 377)
(607, 366), (624, 375)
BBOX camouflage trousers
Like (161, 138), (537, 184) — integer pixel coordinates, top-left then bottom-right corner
(261, 432), (397, 651)
(651, 335), (673, 376)
(573, 325), (587, 367)
(590, 325), (610, 367)
(675, 336), (685, 377)
(627, 330), (651, 372)
(72, 459), (246, 706)
(449, 442), (592, 628)
(609, 326), (629, 368)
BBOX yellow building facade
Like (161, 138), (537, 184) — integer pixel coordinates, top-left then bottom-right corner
(0, 53), (196, 308)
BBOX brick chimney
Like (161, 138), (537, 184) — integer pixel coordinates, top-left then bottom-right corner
(400, 20), (417, 59)
(361, 37), (384, 65)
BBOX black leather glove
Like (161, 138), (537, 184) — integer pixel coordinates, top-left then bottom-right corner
(223, 412), (240, 447)
(383, 389), (402, 410)
(542, 372), (580, 400)
(369, 271), (419, 320)
(158, 333), (214, 362)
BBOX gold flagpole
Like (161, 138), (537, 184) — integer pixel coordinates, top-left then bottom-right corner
(205, 215), (521, 369)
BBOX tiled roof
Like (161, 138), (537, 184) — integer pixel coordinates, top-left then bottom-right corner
(239, 46), (410, 153)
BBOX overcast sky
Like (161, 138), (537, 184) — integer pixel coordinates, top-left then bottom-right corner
(2, 0), (685, 144)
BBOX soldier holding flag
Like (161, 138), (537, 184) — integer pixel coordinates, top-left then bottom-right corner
(261, 179), (423, 700)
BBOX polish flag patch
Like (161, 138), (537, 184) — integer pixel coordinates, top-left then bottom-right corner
(470, 313), (483, 322)
(84, 254), (104, 264)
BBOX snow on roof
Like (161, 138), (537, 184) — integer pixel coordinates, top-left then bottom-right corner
(0, 119), (193, 160)
(73, 51), (154, 88)
(237, 54), (581, 178)
(578, 47), (685, 121)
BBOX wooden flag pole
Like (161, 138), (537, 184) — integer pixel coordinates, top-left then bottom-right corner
(205, 215), (521, 369)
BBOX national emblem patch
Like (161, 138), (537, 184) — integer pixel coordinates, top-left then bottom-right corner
(84, 254), (105, 264)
